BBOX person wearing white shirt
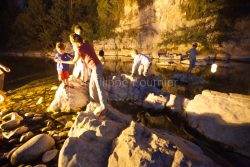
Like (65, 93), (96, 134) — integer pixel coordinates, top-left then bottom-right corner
(130, 49), (152, 77)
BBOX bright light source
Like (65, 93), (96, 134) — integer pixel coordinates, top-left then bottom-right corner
(36, 97), (44, 105)
(211, 63), (217, 73)
(0, 91), (6, 103)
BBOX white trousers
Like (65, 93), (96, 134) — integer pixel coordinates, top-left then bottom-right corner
(73, 59), (84, 80)
(89, 64), (106, 107)
(138, 63), (151, 76)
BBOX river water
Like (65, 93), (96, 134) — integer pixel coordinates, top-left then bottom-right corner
(1, 55), (250, 96)
(0, 55), (250, 166)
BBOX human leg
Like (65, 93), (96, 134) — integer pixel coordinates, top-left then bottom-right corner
(89, 70), (96, 101)
(92, 64), (107, 116)
(188, 60), (195, 73)
(143, 62), (151, 76)
(79, 60), (85, 81)
(61, 71), (69, 87)
(72, 59), (82, 78)
(138, 64), (143, 76)
(94, 64), (106, 107)
(57, 71), (62, 81)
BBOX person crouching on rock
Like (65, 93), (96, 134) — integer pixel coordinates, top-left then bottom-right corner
(55, 42), (73, 88)
(58, 33), (107, 117)
(130, 49), (152, 77)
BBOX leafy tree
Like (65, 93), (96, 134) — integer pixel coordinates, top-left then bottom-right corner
(161, 0), (250, 51)
(47, 0), (71, 43)
(0, 0), (21, 50)
(96, 0), (125, 39)
(2, 0), (125, 50)
(11, 0), (50, 50)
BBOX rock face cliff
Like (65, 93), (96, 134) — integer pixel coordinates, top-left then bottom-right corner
(94, 0), (250, 59)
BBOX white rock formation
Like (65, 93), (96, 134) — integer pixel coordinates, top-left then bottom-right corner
(48, 77), (89, 112)
(166, 94), (190, 113)
(48, 74), (187, 112)
(58, 104), (218, 167)
(184, 90), (250, 157)
(104, 74), (163, 105)
(143, 93), (168, 110)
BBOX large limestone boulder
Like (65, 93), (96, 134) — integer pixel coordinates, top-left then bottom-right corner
(143, 93), (168, 110)
(184, 90), (250, 157)
(48, 77), (89, 112)
(11, 134), (55, 165)
(58, 104), (218, 167)
(58, 104), (131, 167)
(104, 74), (163, 105)
(109, 122), (217, 167)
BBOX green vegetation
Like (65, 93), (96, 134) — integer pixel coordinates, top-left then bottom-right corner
(161, 0), (250, 51)
(1, 0), (249, 52)
(0, 0), (124, 51)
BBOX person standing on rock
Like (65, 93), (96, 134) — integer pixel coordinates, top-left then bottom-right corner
(58, 33), (107, 116)
(98, 49), (105, 65)
(130, 49), (152, 77)
(55, 42), (73, 88)
(72, 25), (85, 82)
(186, 43), (198, 74)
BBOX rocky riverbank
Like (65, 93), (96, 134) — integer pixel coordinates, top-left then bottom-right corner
(59, 103), (218, 167)
(0, 76), (76, 166)
(1, 74), (250, 166)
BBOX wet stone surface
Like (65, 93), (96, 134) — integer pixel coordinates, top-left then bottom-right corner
(0, 76), (76, 166)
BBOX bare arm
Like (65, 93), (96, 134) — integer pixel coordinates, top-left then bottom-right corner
(0, 64), (10, 72)
(59, 51), (80, 64)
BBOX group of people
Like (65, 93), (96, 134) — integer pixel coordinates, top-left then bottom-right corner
(53, 26), (155, 116)
(54, 25), (107, 116)
(54, 24), (198, 116)
(0, 24), (201, 114)
(0, 25), (197, 114)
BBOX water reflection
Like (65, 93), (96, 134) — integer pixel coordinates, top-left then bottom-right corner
(103, 57), (250, 97)
(1, 55), (249, 96)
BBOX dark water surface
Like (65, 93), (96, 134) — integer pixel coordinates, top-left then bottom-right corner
(1, 55), (250, 96)
(0, 56), (56, 90)
(103, 56), (250, 97)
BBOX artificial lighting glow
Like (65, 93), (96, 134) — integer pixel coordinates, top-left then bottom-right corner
(0, 91), (6, 103)
(36, 97), (44, 105)
(211, 63), (217, 73)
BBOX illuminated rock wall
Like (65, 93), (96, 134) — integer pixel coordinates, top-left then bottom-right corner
(94, 0), (190, 57)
